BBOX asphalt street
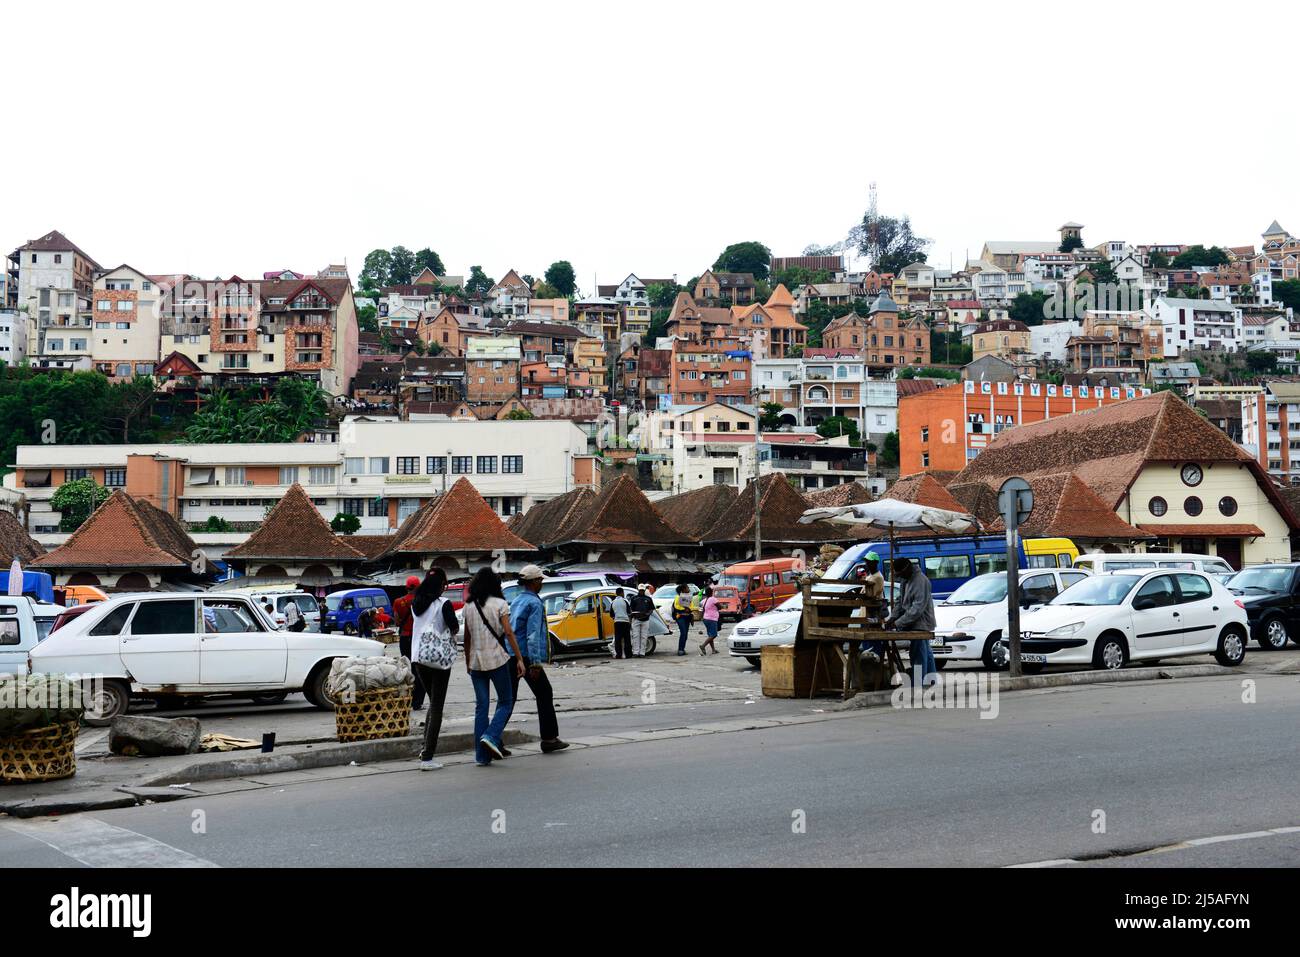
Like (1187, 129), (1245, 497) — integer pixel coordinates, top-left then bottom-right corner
(4, 671), (1297, 867)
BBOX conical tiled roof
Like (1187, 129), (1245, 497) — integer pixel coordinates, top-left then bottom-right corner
(509, 477), (685, 549)
(226, 484), (365, 562)
(803, 481), (872, 509)
(704, 473), (864, 544)
(883, 473), (966, 512)
(507, 487), (599, 548)
(31, 491), (194, 569)
(384, 478), (534, 556)
(0, 511), (43, 566)
(655, 485), (738, 541)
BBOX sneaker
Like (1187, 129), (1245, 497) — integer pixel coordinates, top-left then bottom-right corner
(419, 759), (443, 771)
(475, 760), (492, 767)
(676, 650), (687, 656)
(540, 739), (570, 753)
(479, 736), (505, 760)
(498, 746), (512, 758)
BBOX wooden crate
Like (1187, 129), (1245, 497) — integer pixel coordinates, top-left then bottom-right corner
(801, 582), (883, 641)
(761, 643), (842, 699)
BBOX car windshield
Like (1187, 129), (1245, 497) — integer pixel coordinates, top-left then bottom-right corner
(775, 593), (804, 611)
(653, 585), (679, 598)
(943, 574), (1008, 605)
(543, 594), (571, 615)
(1228, 566), (1294, 593)
(34, 617), (56, 641)
(824, 550), (874, 580)
(718, 575), (747, 589)
(1049, 574), (1141, 606)
(325, 595), (347, 611)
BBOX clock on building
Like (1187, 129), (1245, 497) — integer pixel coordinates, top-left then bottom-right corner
(1180, 463), (1203, 487)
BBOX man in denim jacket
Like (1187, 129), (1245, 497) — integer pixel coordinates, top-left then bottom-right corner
(508, 565), (569, 753)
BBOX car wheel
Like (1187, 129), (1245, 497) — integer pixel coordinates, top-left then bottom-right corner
(644, 636), (657, 656)
(746, 656), (762, 668)
(343, 624), (357, 636)
(1215, 626), (1247, 667)
(84, 679), (131, 727)
(1259, 616), (1289, 651)
(981, 633), (1009, 670)
(1092, 632), (1128, 671)
(251, 692), (289, 705)
(548, 634), (564, 660)
(303, 663), (339, 710)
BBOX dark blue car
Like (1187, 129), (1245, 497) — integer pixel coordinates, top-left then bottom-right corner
(322, 588), (392, 634)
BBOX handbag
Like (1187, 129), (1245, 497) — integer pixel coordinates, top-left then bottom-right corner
(414, 598), (457, 670)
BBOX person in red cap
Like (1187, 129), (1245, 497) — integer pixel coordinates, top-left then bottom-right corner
(394, 575), (425, 710)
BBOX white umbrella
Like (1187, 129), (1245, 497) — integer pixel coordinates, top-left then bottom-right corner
(7, 559), (23, 596)
(799, 498), (979, 534)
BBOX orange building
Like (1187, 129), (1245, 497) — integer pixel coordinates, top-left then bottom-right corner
(898, 379), (1151, 475)
(669, 336), (752, 406)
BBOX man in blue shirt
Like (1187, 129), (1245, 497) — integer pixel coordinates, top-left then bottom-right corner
(508, 565), (568, 753)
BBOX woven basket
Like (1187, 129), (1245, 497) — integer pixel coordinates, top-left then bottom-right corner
(334, 685), (413, 742)
(0, 720), (79, 784)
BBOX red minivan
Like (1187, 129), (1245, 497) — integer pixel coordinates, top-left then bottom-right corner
(719, 558), (803, 615)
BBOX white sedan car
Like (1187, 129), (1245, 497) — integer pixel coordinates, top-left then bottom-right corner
(1016, 570), (1249, 672)
(934, 568), (1091, 670)
(28, 592), (384, 724)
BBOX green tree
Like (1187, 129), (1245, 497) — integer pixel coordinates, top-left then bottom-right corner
(712, 241), (772, 281)
(544, 260), (577, 297)
(646, 282), (681, 309)
(879, 431), (900, 468)
(1246, 351), (1278, 375)
(466, 266), (494, 297)
(360, 248), (392, 289)
(1007, 290), (1052, 327)
(1059, 235), (1084, 253)
(1148, 250), (1170, 269)
(330, 512), (361, 535)
(816, 415), (860, 445)
(850, 210), (929, 276)
(50, 478), (110, 533)
(413, 248), (445, 277)
(505, 408), (535, 420)
(1172, 245), (1230, 269)
(772, 266), (832, 289)
(1273, 279), (1300, 312)
(356, 303), (378, 333)
(1082, 259), (1118, 285)
(388, 246), (416, 285)
(196, 515), (233, 532)
(760, 401), (785, 431)
(531, 281), (563, 300)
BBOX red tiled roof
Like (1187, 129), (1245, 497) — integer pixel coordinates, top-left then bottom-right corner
(703, 473), (865, 545)
(974, 474), (1152, 539)
(1136, 523), (1265, 537)
(0, 510), (44, 566)
(802, 482), (872, 508)
(885, 473), (966, 512)
(383, 478), (534, 555)
(226, 484), (365, 562)
(14, 230), (101, 269)
(31, 491), (194, 569)
(655, 485), (738, 540)
(346, 535), (397, 560)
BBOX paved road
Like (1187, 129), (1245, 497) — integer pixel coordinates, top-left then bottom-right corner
(5, 672), (1297, 867)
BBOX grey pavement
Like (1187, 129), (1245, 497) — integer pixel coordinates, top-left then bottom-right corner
(3, 669), (1297, 867)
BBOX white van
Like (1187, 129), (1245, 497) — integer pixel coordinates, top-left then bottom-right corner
(220, 587), (321, 630)
(0, 599), (43, 676)
(1073, 552), (1236, 577)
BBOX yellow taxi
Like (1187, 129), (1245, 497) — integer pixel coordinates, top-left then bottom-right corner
(546, 586), (670, 656)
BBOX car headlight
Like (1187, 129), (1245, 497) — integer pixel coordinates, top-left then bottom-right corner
(760, 622), (794, 635)
(1045, 621), (1085, 637)
(955, 616), (977, 629)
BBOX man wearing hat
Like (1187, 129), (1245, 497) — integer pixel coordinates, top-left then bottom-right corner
(508, 565), (568, 753)
(394, 575), (425, 710)
(857, 552), (887, 665)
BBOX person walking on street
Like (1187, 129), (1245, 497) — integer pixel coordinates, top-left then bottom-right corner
(508, 565), (569, 753)
(672, 584), (694, 656)
(885, 557), (938, 686)
(700, 585), (721, 655)
(629, 584), (655, 658)
(394, 575), (426, 711)
(283, 599), (306, 632)
(610, 587), (632, 659)
(408, 569), (461, 770)
(463, 568), (525, 766)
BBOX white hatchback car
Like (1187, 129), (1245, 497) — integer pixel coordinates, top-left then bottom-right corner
(28, 592), (384, 723)
(1016, 570), (1248, 672)
(933, 568), (1091, 670)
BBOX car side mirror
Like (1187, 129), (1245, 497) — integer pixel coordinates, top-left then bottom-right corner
(1132, 596), (1155, 611)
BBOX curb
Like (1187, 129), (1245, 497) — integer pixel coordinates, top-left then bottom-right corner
(833, 663), (1236, 710)
(145, 728), (536, 786)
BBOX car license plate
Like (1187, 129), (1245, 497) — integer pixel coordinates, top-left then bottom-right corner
(1020, 654), (1047, 664)
(731, 641), (751, 649)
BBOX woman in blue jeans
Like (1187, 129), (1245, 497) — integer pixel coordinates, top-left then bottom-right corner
(671, 584), (694, 656)
(462, 568), (525, 765)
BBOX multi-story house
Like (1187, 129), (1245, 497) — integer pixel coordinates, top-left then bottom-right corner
(753, 350), (898, 439)
(730, 284), (807, 359)
(693, 270), (755, 304)
(596, 274), (673, 339)
(668, 335), (751, 407)
(663, 291), (731, 343)
(527, 298), (571, 325)
(572, 297), (623, 341)
(0, 307), (28, 365)
(503, 319), (587, 362)
(1144, 297), (1243, 357)
(11, 230), (100, 371)
(486, 269), (531, 316)
(862, 292), (928, 370)
(90, 265), (163, 379)
(572, 338), (608, 397)
(970, 319), (1031, 364)
(1241, 381), (1300, 486)
(464, 336), (521, 405)
(970, 262), (1029, 303)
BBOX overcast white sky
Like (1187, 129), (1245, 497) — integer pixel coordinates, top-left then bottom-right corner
(9, 1), (1298, 290)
